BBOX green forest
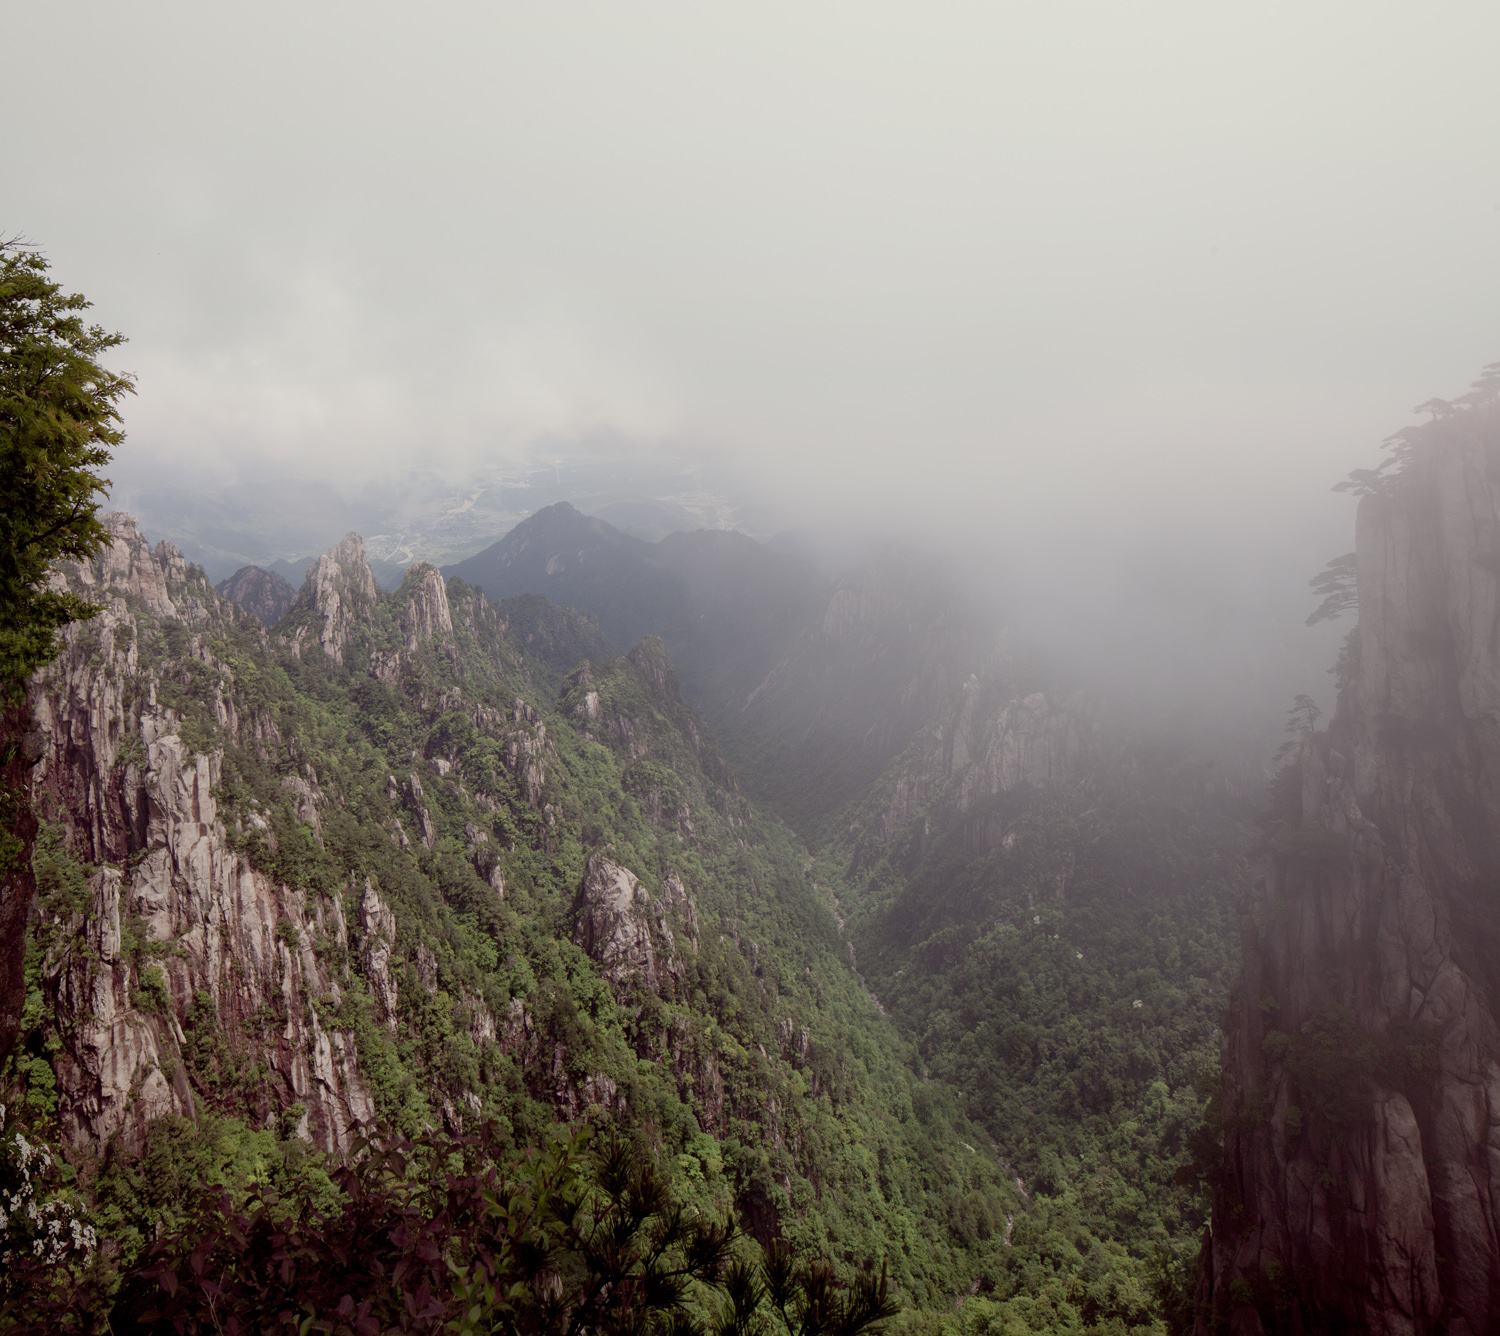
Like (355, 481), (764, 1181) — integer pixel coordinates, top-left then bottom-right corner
(0, 528), (1252, 1333)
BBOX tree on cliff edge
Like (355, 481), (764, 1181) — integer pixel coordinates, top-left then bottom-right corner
(0, 240), (132, 694)
(0, 239), (130, 1065)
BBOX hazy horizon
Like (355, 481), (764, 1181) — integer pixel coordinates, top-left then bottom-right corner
(7, 0), (1496, 730)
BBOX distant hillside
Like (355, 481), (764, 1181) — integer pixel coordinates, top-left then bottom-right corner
(446, 505), (987, 832)
(444, 502), (677, 649)
(215, 564), (298, 625)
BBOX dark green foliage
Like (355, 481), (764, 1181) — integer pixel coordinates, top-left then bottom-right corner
(836, 739), (1255, 1325)
(0, 243), (132, 693)
(1257, 1007), (1438, 1139)
(1305, 555), (1357, 627)
(491, 588), (617, 686)
(5, 1124), (900, 1336)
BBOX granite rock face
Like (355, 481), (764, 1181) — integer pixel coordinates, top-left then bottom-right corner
(285, 533), (379, 666)
(28, 515), (375, 1153)
(844, 669), (1099, 871)
(570, 853), (693, 997)
(216, 565), (297, 627)
(399, 565), (453, 651)
(1201, 403), (1500, 1335)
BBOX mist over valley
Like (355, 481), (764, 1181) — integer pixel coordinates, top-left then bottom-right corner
(4, 4), (1500, 1333)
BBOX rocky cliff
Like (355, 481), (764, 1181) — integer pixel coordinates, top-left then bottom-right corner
(26, 515), (374, 1153)
(284, 532), (380, 665)
(9, 511), (1016, 1309)
(1201, 398), (1500, 1335)
(215, 565), (297, 627)
(840, 664), (1099, 875)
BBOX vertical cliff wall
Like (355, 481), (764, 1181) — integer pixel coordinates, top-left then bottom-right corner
(26, 515), (376, 1153)
(1202, 401), (1500, 1335)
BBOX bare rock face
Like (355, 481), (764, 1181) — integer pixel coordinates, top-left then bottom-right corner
(28, 515), (375, 1153)
(371, 563), (459, 683)
(287, 533), (379, 666)
(357, 878), (400, 1033)
(1201, 403), (1500, 1335)
(216, 565), (297, 626)
(399, 565), (454, 651)
(571, 855), (677, 993)
(852, 673), (1098, 864)
(946, 679), (1096, 813)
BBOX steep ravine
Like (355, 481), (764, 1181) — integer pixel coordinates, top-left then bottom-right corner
(1201, 401), (1500, 1335)
(11, 511), (1024, 1311)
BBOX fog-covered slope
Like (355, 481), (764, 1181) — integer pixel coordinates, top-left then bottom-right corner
(828, 659), (1256, 1329)
(1201, 398), (1500, 1335)
(9, 513), (1029, 1322)
(446, 505), (987, 832)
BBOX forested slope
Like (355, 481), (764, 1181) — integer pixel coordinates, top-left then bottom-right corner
(445, 505), (985, 834)
(828, 670), (1258, 1332)
(5, 513), (1031, 1325)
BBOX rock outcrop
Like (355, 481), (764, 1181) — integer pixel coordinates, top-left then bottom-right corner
(286, 532), (379, 666)
(27, 515), (374, 1153)
(570, 853), (686, 996)
(844, 669), (1099, 871)
(1201, 401), (1500, 1335)
(216, 565), (297, 626)
(399, 565), (453, 650)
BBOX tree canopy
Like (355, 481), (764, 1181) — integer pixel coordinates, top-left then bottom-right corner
(0, 241), (132, 695)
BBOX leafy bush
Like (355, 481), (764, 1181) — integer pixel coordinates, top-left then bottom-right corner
(1, 1123), (900, 1336)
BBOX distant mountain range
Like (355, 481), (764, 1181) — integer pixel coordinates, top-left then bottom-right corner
(106, 444), (762, 584)
(445, 502), (989, 831)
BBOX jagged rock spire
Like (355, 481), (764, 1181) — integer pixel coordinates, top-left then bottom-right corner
(288, 532), (379, 666)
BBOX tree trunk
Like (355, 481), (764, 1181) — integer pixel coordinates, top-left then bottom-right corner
(0, 701), (40, 1064)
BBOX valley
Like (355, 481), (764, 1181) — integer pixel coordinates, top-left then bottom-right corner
(12, 384), (1499, 1334)
(0, 475), (1272, 1333)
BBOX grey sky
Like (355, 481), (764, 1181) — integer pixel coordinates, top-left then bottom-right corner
(6, 1), (1499, 554)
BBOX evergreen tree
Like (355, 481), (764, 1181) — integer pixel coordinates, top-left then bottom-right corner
(0, 239), (132, 693)
(0, 240), (130, 1064)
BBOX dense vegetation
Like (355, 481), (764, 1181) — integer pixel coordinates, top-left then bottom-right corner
(1, 555), (1029, 1330)
(829, 724), (1255, 1333)
(0, 436), (1266, 1336)
(0, 241), (133, 692)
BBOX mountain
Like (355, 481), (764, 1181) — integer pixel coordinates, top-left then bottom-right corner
(9, 512), (1029, 1323)
(5, 480), (1340, 1332)
(444, 501), (672, 650)
(446, 505), (985, 831)
(215, 565), (298, 625)
(1199, 397), (1500, 1334)
(824, 654), (1255, 1328)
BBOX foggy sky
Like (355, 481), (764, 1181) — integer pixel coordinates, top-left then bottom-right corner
(5, 2), (1499, 603)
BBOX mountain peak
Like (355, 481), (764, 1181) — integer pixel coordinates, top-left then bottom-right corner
(444, 505), (659, 648)
(497, 502), (644, 565)
(286, 531), (380, 665)
(216, 565), (297, 626)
